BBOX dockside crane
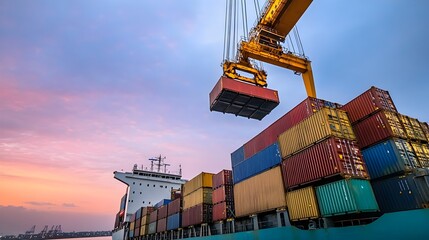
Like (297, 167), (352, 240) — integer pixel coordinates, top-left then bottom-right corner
(210, 0), (315, 120)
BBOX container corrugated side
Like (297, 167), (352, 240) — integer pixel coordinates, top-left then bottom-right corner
(420, 122), (429, 141)
(149, 209), (158, 223)
(141, 215), (149, 226)
(167, 213), (181, 231)
(341, 86), (397, 124)
(213, 169), (233, 189)
(148, 222), (156, 234)
(278, 107), (355, 158)
(156, 218), (166, 233)
(231, 146), (245, 167)
(183, 187), (213, 209)
(130, 221), (135, 231)
(287, 186), (320, 221)
(282, 137), (368, 190)
(232, 142), (281, 184)
(410, 142), (429, 167)
(183, 172), (214, 196)
(142, 206), (154, 216)
(234, 166), (286, 217)
(182, 203), (212, 227)
(157, 205), (168, 220)
(212, 185), (234, 204)
(371, 174), (426, 213)
(316, 179), (379, 217)
(134, 227), (140, 237)
(399, 114), (427, 142)
(414, 168), (429, 205)
(167, 198), (181, 216)
(244, 97), (342, 159)
(353, 110), (407, 149)
(135, 207), (142, 219)
(140, 225), (148, 236)
(361, 139), (420, 179)
(213, 201), (234, 222)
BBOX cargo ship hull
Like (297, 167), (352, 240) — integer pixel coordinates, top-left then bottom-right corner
(173, 209), (429, 240)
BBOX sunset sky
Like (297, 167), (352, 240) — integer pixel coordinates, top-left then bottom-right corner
(1, 0), (429, 235)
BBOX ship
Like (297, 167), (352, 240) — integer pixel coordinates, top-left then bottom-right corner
(112, 86), (429, 240)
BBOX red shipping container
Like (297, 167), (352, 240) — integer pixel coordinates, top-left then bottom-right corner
(341, 86), (397, 124)
(142, 206), (155, 216)
(167, 198), (182, 216)
(212, 202), (235, 222)
(212, 185), (234, 204)
(182, 203), (213, 227)
(157, 205), (168, 220)
(213, 170), (233, 189)
(156, 218), (167, 233)
(282, 137), (369, 190)
(149, 209), (158, 223)
(135, 217), (141, 228)
(243, 97), (341, 159)
(134, 227), (140, 237)
(209, 76), (280, 120)
(353, 110), (407, 149)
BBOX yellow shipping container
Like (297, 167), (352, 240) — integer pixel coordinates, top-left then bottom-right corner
(183, 172), (214, 196)
(183, 187), (213, 209)
(234, 166), (286, 217)
(140, 224), (147, 236)
(130, 221), (135, 230)
(411, 142), (429, 168)
(287, 186), (320, 221)
(141, 215), (149, 226)
(399, 114), (426, 141)
(278, 107), (355, 158)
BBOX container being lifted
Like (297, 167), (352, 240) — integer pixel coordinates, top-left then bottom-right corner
(210, 0), (315, 120)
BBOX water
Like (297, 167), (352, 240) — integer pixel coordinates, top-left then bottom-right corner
(56, 237), (111, 240)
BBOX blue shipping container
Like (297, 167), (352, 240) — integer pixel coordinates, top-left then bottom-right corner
(371, 173), (428, 213)
(231, 145), (245, 167)
(362, 139), (419, 179)
(155, 199), (172, 209)
(232, 143), (281, 184)
(167, 212), (181, 230)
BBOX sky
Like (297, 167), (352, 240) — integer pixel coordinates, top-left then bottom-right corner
(1, 0), (429, 236)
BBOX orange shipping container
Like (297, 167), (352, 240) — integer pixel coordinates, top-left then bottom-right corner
(287, 186), (320, 221)
(233, 166), (286, 217)
(183, 172), (214, 196)
(278, 107), (355, 158)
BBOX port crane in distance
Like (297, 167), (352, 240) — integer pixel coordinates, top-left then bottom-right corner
(209, 0), (315, 120)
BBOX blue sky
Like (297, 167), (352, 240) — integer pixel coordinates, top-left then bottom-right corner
(1, 0), (428, 235)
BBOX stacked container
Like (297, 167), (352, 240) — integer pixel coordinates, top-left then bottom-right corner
(167, 198), (182, 231)
(182, 172), (214, 227)
(148, 209), (158, 234)
(129, 213), (136, 238)
(233, 166), (286, 217)
(212, 170), (234, 222)
(342, 86), (429, 213)
(157, 204), (168, 233)
(140, 207), (154, 236)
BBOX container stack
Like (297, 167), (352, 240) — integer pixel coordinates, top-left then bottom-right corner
(342, 86), (429, 212)
(167, 197), (182, 231)
(148, 209), (158, 234)
(140, 207), (154, 236)
(212, 170), (234, 222)
(129, 212), (136, 239)
(182, 172), (214, 227)
(157, 201), (170, 233)
(276, 104), (376, 221)
(133, 208), (142, 238)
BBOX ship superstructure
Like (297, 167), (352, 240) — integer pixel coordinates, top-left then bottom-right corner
(112, 156), (186, 240)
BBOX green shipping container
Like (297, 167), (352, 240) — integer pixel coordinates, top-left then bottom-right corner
(316, 179), (379, 217)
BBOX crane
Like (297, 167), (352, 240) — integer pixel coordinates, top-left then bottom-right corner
(210, 0), (315, 120)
